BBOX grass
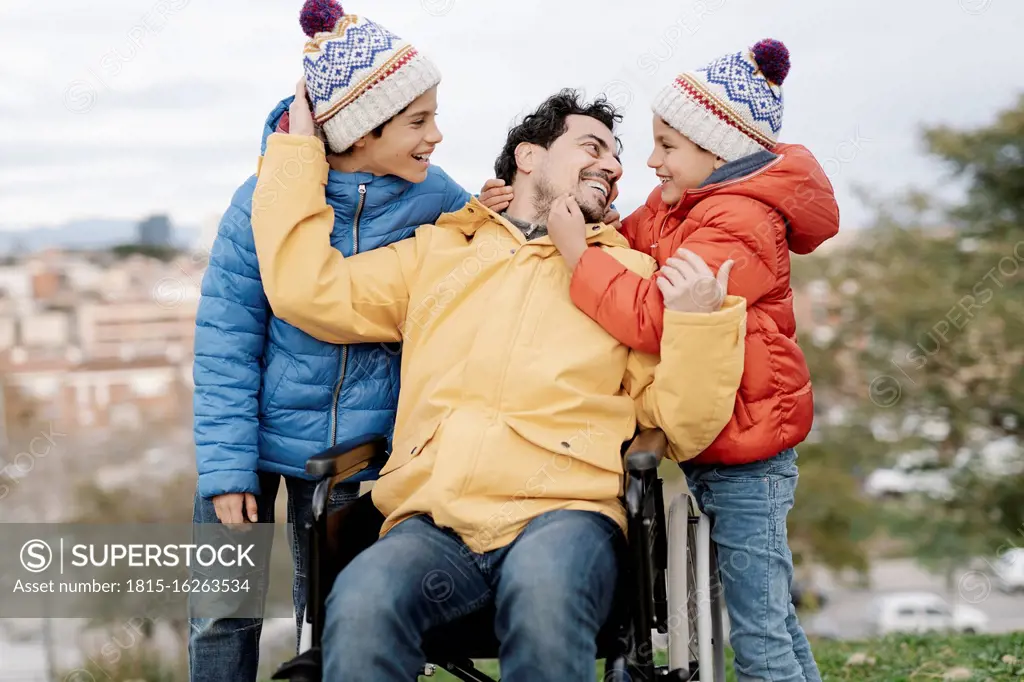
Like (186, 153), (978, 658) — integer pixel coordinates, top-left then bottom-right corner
(415, 632), (1024, 681)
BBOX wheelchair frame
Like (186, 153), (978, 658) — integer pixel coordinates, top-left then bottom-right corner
(272, 429), (727, 681)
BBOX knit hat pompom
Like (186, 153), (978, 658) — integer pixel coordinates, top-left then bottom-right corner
(751, 38), (790, 86)
(300, 0), (344, 38)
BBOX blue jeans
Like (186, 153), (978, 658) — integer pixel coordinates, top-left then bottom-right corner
(187, 471), (358, 682)
(683, 448), (821, 682)
(322, 509), (622, 681)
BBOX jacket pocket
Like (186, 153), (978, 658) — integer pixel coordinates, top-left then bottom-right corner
(258, 351), (294, 415)
(502, 415), (629, 476)
(380, 414), (445, 477)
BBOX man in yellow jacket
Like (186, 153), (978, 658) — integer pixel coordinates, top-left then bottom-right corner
(251, 85), (746, 681)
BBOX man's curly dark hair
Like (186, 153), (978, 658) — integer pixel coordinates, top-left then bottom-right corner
(493, 88), (624, 185)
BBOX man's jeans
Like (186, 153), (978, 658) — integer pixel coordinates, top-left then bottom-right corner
(188, 471), (358, 682)
(322, 509), (622, 681)
(683, 448), (821, 682)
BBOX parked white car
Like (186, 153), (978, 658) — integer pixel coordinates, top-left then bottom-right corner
(863, 466), (955, 500)
(863, 449), (955, 500)
(993, 548), (1024, 593)
(864, 439), (1022, 501)
(870, 592), (988, 636)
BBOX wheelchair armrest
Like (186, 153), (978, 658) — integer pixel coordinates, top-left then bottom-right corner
(308, 433), (389, 529)
(623, 429), (668, 473)
(301, 438), (390, 656)
(305, 433), (390, 479)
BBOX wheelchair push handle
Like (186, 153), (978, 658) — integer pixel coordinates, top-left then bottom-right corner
(623, 429), (667, 473)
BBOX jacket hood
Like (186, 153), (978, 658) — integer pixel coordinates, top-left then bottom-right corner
(258, 95), (423, 211)
(662, 143), (840, 255)
(260, 96), (292, 155)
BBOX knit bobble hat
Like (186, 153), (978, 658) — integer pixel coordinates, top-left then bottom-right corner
(652, 38), (790, 162)
(299, 0), (442, 153)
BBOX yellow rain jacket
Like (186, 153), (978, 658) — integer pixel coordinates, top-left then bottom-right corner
(252, 134), (746, 552)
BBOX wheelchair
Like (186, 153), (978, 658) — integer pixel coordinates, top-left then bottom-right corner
(272, 428), (728, 681)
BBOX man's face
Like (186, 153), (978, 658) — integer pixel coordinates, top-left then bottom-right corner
(530, 115), (622, 222)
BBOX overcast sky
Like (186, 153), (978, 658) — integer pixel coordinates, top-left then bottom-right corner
(1, 0), (1020, 237)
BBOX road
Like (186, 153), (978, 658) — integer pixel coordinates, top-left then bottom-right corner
(658, 478), (1024, 640)
(804, 558), (1024, 640)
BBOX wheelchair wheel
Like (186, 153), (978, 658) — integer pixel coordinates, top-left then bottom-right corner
(665, 493), (727, 681)
(694, 511), (727, 680)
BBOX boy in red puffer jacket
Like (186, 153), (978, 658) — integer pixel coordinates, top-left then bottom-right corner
(481, 39), (839, 682)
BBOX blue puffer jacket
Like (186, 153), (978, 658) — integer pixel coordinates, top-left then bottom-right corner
(192, 96), (472, 498)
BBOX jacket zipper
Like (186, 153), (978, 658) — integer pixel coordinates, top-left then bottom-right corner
(328, 183), (367, 446)
(491, 256), (543, 414)
(654, 212), (672, 253)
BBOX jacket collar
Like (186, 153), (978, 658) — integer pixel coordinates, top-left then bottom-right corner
(701, 150), (778, 187)
(444, 199), (629, 249)
(325, 168), (413, 211)
(667, 150), (783, 217)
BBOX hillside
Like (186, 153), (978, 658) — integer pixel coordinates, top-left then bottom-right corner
(0, 220), (200, 254)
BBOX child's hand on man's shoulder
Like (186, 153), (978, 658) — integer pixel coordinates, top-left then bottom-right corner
(479, 178), (514, 212)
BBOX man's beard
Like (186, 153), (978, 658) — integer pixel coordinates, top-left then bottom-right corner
(532, 173), (608, 223)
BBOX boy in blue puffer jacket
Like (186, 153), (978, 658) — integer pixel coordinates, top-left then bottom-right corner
(188, 2), (471, 680)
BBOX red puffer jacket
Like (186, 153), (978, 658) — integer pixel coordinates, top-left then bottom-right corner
(569, 143), (840, 466)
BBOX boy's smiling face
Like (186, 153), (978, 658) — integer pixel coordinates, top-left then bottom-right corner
(647, 115), (724, 205)
(342, 86), (443, 183)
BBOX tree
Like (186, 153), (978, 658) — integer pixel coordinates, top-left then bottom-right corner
(816, 93), (1024, 581)
(924, 92), (1024, 241)
(786, 435), (880, 577)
